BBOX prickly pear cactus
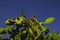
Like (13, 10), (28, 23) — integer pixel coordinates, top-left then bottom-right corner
(0, 11), (60, 40)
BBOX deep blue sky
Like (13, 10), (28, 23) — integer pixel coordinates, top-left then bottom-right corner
(0, 0), (60, 38)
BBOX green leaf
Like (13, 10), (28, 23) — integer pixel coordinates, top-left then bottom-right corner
(5, 19), (9, 24)
(5, 25), (12, 33)
(39, 22), (46, 32)
(0, 34), (5, 37)
(15, 33), (21, 40)
(20, 32), (27, 40)
(10, 38), (13, 40)
(28, 36), (33, 40)
(49, 32), (58, 40)
(39, 22), (43, 26)
(34, 18), (39, 23)
(56, 35), (60, 40)
(29, 27), (36, 40)
(44, 17), (55, 24)
(19, 17), (26, 21)
(22, 30), (26, 33)
(0, 28), (5, 33)
(15, 17), (26, 26)
(15, 19), (21, 25)
(31, 22), (39, 31)
(41, 26), (46, 32)
(29, 27), (34, 36)
(35, 29), (41, 40)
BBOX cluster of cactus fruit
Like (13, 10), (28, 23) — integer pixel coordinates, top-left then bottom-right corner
(0, 11), (60, 40)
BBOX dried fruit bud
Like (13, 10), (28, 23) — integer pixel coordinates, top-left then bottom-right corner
(9, 20), (15, 25)
(14, 22), (16, 25)
(30, 16), (35, 22)
(10, 20), (15, 23)
(16, 16), (20, 20)
(22, 24), (26, 27)
(8, 19), (10, 22)
(22, 20), (26, 24)
(5, 18), (15, 26)
(6, 22), (8, 25)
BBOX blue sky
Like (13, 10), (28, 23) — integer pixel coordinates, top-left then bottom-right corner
(0, 0), (60, 38)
